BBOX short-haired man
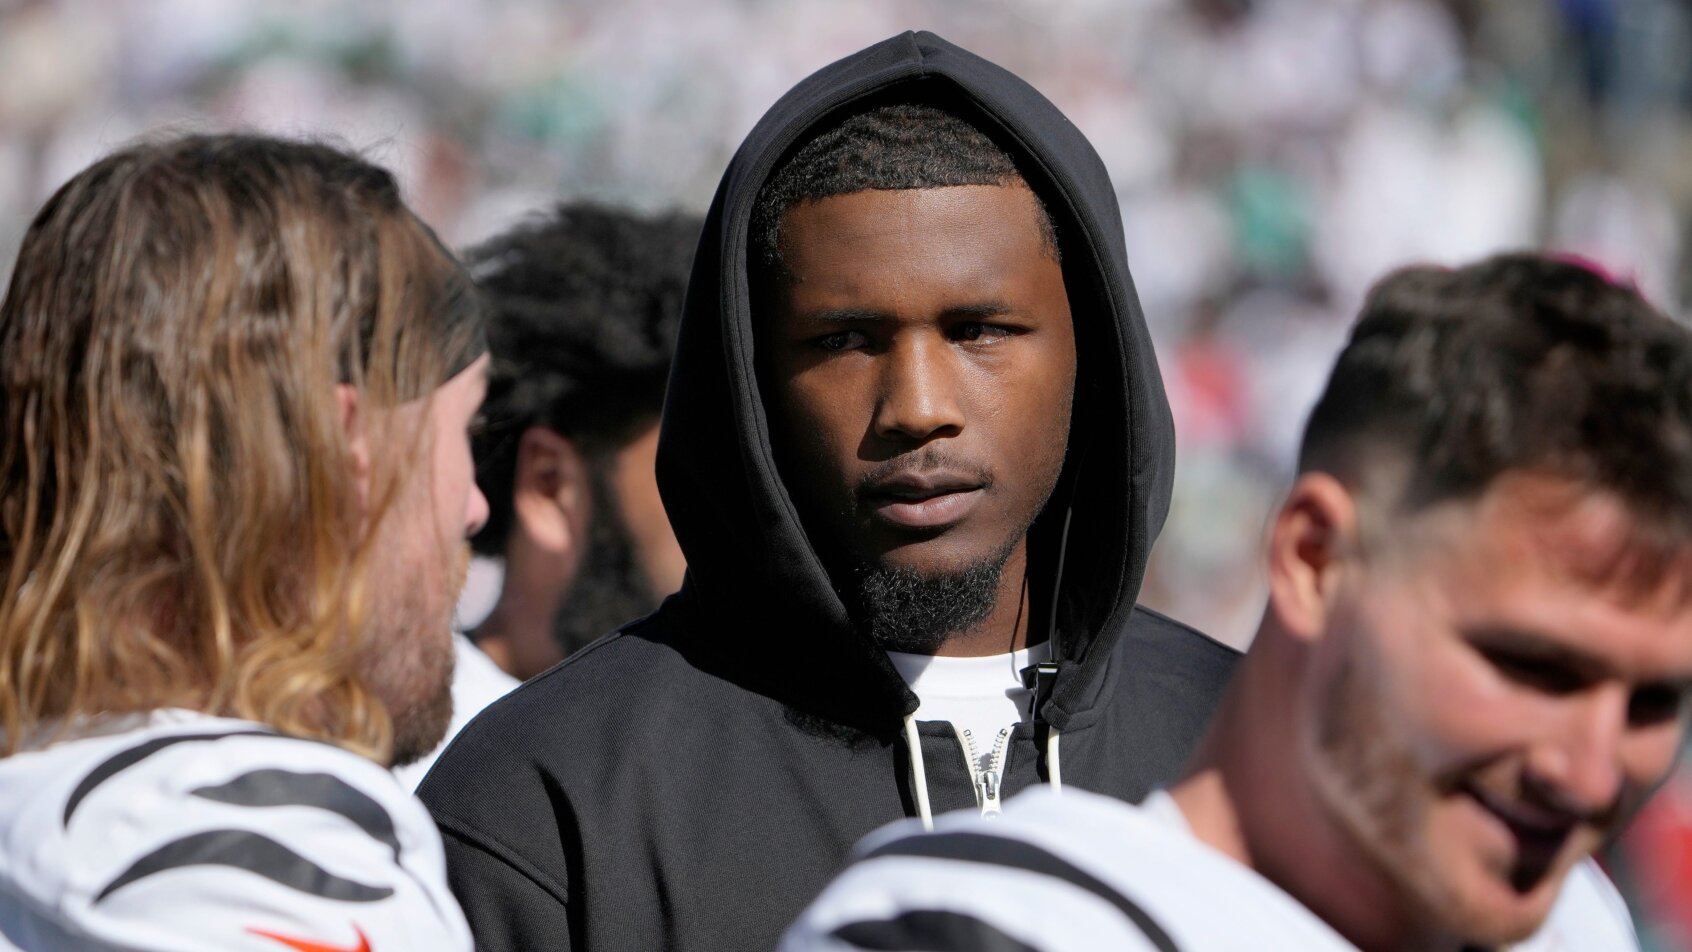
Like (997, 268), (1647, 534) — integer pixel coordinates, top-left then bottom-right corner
(422, 32), (1237, 952)
(784, 254), (1690, 951)
(462, 203), (698, 678)
(0, 135), (486, 949)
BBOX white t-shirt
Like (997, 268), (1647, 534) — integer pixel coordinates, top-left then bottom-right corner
(0, 710), (472, 951)
(394, 632), (520, 790)
(782, 786), (1639, 951)
(886, 641), (1051, 771)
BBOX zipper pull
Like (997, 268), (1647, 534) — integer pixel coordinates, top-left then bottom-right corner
(978, 769), (1002, 817)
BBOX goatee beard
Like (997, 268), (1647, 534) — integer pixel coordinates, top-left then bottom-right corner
(847, 539), (1017, 654)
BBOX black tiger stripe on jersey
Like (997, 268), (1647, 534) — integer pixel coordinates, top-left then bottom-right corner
(862, 832), (1181, 952)
(831, 909), (1042, 952)
(62, 729), (276, 826)
(191, 769), (402, 858)
(92, 828), (394, 904)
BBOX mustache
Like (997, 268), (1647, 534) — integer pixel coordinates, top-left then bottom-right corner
(853, 448), (994, 498)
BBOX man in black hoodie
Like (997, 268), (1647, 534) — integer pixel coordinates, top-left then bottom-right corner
(420, 32), (1239, 952)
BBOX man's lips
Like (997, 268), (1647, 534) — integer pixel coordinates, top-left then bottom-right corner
(861, 473), (987, 530)
(1461, 782), (1580, 884)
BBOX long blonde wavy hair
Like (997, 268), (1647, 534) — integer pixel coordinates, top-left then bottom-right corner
(0, 134), (484, 761)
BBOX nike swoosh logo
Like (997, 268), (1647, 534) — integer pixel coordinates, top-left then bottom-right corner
(249, 924), (371, 952)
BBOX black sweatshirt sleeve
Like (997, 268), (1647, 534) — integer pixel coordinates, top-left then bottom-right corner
(436, 819), (573, 951)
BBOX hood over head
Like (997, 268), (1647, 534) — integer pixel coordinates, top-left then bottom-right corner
(657, 31), (1175, 736)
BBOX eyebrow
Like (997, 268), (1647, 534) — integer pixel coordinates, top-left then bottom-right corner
(1460, 625), (1692, 693)
(798, 307), (887, 326)
(1461, 625), (1612, 678)
(796, 301), (1016, 326)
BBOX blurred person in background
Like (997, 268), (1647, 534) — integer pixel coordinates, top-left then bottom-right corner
(786, 254), (1685, 952)
(395, 204), (697, 790)
(0, 134), (484, 950)
(420, 31), (1237, 952)
(461, 203), (698, 680)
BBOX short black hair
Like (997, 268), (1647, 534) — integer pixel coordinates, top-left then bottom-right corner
(749, 102), (1058, 276)
(465, 203), (701, 556)
(1301, 253), (1692, 542)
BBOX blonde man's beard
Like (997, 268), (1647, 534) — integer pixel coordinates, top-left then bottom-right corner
(372, 540), (471, 767)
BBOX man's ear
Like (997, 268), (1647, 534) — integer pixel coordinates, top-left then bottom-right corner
(337, 384), (372, 514)
(513, 425), (592, 558)
(1266, 472), (1360, 644)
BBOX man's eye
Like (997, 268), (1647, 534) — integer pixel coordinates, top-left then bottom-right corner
(951, 322), (1010, 343)
(816, 330), (867, 352)
(1485, 650), (1585, 695)
(1628, 684), (1689, 728)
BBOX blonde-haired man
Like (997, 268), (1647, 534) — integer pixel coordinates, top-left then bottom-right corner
(0, 135), (485, 950)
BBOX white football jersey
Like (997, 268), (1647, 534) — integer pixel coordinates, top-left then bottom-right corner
(0, 710), (471, 951)
(783, 786), (1637, 952)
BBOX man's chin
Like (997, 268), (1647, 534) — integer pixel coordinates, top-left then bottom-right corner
(1404, 839), (1573, 949)
(387, 680), (455, 768)
(848, 546), (1011, 655)
(383, 637), (457, 768)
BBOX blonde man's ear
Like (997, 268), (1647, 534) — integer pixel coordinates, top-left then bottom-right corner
(337, 384), (372, 516)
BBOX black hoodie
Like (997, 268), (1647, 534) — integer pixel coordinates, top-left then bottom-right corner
(420, 31), (1239, 952)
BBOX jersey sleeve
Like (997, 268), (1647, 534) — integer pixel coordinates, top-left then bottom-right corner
(779, 825), (1173, 952)
(43, 732), (473, 952)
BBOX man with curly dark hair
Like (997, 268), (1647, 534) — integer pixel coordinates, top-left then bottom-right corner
(463, 203), (701, 680)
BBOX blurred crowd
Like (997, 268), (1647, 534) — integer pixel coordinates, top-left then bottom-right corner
(8, 0), (1692, 644)
(5, 0), (1692, 946)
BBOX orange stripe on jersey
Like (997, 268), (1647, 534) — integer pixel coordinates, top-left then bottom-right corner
(248, 924), (371, 952)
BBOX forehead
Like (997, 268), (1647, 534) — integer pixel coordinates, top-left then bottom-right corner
(1398, 473), (1692, 670)
(425, 352), (490, 412)
(772, 184), (1060, 312)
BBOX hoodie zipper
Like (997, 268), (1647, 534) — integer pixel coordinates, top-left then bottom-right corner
(953, 726), (1012, 818)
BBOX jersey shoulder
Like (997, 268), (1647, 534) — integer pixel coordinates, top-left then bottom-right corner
(0, 712), (470, 952)
(783, 788), (1351, 952)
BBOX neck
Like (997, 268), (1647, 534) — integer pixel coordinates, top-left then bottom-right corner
(1170, 618), (1449, 952)
(474, 538), (568, 680)
(932, 539), (1035, 657)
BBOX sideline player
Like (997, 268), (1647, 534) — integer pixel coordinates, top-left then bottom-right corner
(0, 135), (485, 950)
(463, 203), (697, 678)
(784, 255), (1688, 950)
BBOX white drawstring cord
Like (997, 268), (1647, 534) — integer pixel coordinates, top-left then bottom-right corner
(903, 714), (935, 831)
(1046, 723), (1064, 794)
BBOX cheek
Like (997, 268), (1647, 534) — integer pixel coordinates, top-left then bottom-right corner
(1342, 594), (1517, 771)
(1405, 635), (1549, 774)
(1621, 720), (1686, 792)
(424, 432), (473, 544)
(776, 372), (865, 477)
(983, 340), (1074, 440)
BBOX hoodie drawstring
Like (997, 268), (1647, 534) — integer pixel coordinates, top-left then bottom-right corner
(903, 714), (935, 831)
(1041, 504), (1071, 796)
(1045, 723), (1063, 794)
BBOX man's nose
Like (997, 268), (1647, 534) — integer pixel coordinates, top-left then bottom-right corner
(466, 481), (491, 538)
(1524, 687), (1628, 818)
(871, 335), (965, 444)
